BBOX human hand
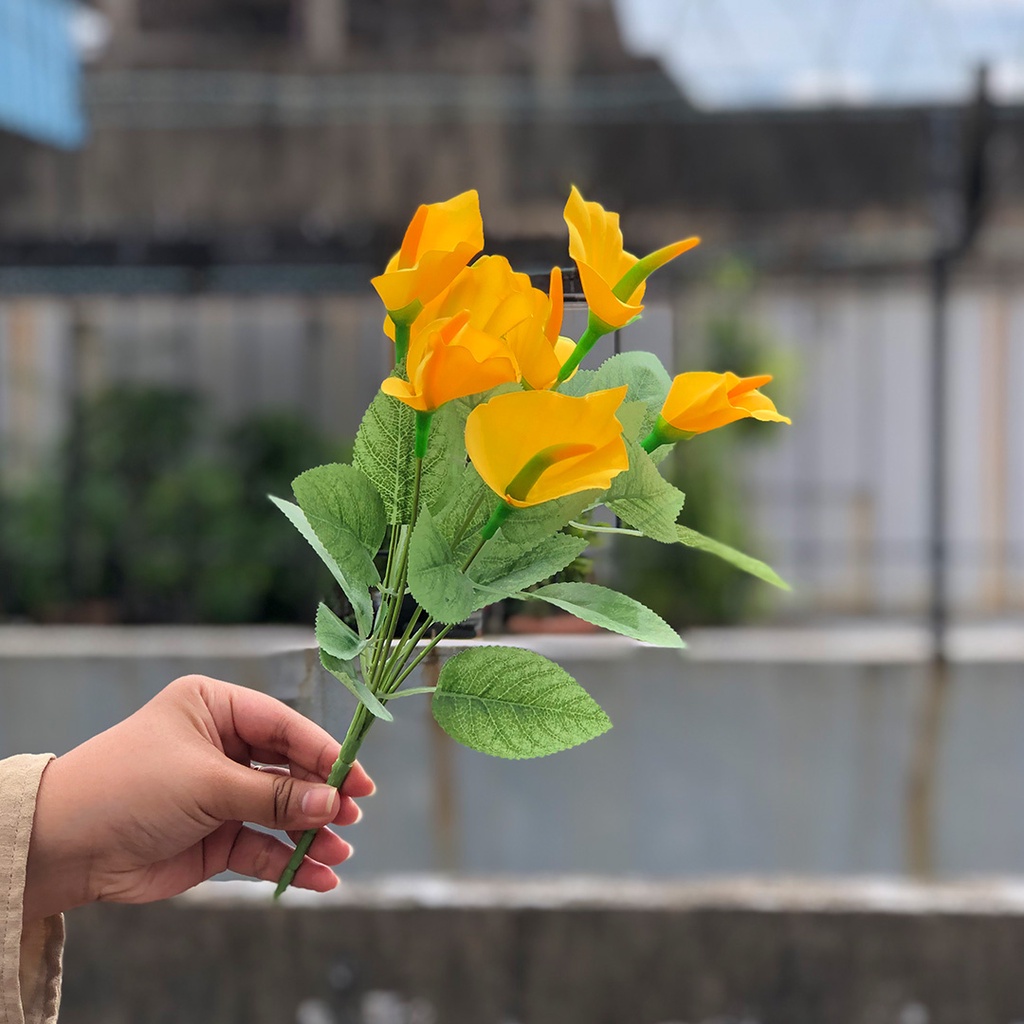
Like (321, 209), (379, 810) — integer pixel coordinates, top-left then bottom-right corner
(23, 675), (374, 923)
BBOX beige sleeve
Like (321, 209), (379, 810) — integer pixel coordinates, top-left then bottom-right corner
(0, 755), (64, 1024)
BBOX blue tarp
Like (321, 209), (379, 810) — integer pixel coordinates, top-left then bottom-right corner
(0, 0), (85, 148)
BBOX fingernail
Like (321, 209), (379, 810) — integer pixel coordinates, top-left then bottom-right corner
(303, 786), (338, 817)
(353, 803), (364, 824)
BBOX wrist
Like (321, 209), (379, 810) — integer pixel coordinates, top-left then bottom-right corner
(23, 756), (94, 922)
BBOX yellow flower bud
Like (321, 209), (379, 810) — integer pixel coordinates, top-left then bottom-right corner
(644, 371), (791, 451)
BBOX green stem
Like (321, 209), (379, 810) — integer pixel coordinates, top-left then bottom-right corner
(451, 486), (488, 548)
(640, 428), (664, 454)
(380, 604), (428, 686)
(387, 624), (454, 694)
(555, 323), (604, 384)
(479, 501), (512, 542)
(568, 520), (645, 536)
(393, 322), (411, 366)
(274, 701), (372, 899)
(371, 458), (423, 688)
(382, 616), (436, 694)
(366, 525), (404, 688)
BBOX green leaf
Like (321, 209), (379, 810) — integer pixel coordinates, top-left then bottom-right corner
(604, 440), (685, 543)
(432, 645), (611, 759)
(314, 602), (368, 661)
(471, 532), (588, 599)
(354, 392), (464, 525)
(675, 525), (791, 591)
(436, 463), (492, 558)
(269, 496), (374, 634)
(292, 465), (382, 598)
(498, 489), (603, 546)
(319, 648), (393, 721)
(293, 463), (386, 559)
(523, 582), (685, 648)
(561, 351), (671, 436)
(407, 508), (479, 624)
(616, 400), (649, 440)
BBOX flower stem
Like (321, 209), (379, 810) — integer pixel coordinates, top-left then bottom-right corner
(393, 322), (411, 365)
(274, 701), (372, 899)
(556, 323), (603, 384)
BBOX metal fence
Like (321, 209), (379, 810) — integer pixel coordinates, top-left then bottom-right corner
(1, 270), (1022, 618)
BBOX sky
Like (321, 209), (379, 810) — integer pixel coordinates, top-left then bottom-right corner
(615, 0), (1024, 107)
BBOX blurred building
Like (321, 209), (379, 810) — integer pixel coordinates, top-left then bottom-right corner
(2, 1), (1024, 616)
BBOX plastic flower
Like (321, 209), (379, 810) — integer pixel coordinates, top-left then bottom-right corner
(557, 187), (700, 382)
(465, 386), (630, 509)
(371, 190), (484, 330)
(380, 311), (519, 414)
(503, 267), (577, 391)
(389, 254), (536, 350)
(642, 372), (791, 451)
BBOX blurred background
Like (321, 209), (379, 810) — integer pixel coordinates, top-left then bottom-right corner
(5, 2), (1024, 1022)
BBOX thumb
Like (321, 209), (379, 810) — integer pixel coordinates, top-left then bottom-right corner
(213, 762), (340, 831)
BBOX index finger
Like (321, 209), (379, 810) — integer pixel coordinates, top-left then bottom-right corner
(203, 679), (376, 797)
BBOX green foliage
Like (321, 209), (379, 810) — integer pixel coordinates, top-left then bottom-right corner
(407, 509), (479, 624)
(470, 532), (588, 598)
(561, 351), (672, 439)
(604, 439), (686, 543)
(0, 387), (345, 624)
(354, 393), (463, 524)
(319, 648), (393, 722)
(432, 645), (611, 759)
(522, 582), (685, 648)
(294, 465), (386, 565)
(498, 489), (603, 546)
(675, 526), (790, 591)
(315, 602), (368, 660)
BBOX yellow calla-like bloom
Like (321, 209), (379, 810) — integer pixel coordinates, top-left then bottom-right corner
(642, 372), (791, 451)
(564, 186), (700, 333)
(372, 190), (485, 329)
(387, 254), (536, 349)
(503, 268), (576, 390)
(465, 386), (630, 509)
(557, 187), (700, 383)
(380, 311), (519, 414)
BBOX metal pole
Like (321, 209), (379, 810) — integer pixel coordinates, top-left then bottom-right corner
(905, 67), (991, 876)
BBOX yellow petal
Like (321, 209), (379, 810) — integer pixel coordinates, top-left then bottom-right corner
(392, 313), (519, 413)
(465, 386), (629, 507)
(660, 371), (789, 435)
(371, 191), (484, 315)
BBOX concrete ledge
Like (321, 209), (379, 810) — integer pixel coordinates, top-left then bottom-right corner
(63, 877), (1024, 1024)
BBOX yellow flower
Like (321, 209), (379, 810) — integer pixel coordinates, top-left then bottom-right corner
(503, 268), (577, 391)
(388, 254), (536, 349)
(564, 186), (700, 333)
(371, 190), (484, 329)
(380, 311), (519, 414)
(643, 371), (791, 451)
(465, 386), (630, 509)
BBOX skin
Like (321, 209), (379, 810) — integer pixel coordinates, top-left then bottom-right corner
(22, 675), (375, 924)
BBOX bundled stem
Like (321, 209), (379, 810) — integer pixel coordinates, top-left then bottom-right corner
(276, 456), (443, 899)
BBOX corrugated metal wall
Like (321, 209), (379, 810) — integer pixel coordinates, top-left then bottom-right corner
(2, 278), (1021, 615)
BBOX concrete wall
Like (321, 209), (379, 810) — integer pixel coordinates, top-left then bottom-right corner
(5, 625), (1024, 878)
(59, 878), (1024, 1024)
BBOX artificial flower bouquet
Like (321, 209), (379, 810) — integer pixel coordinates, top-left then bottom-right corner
(272, 187), (790, 897)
